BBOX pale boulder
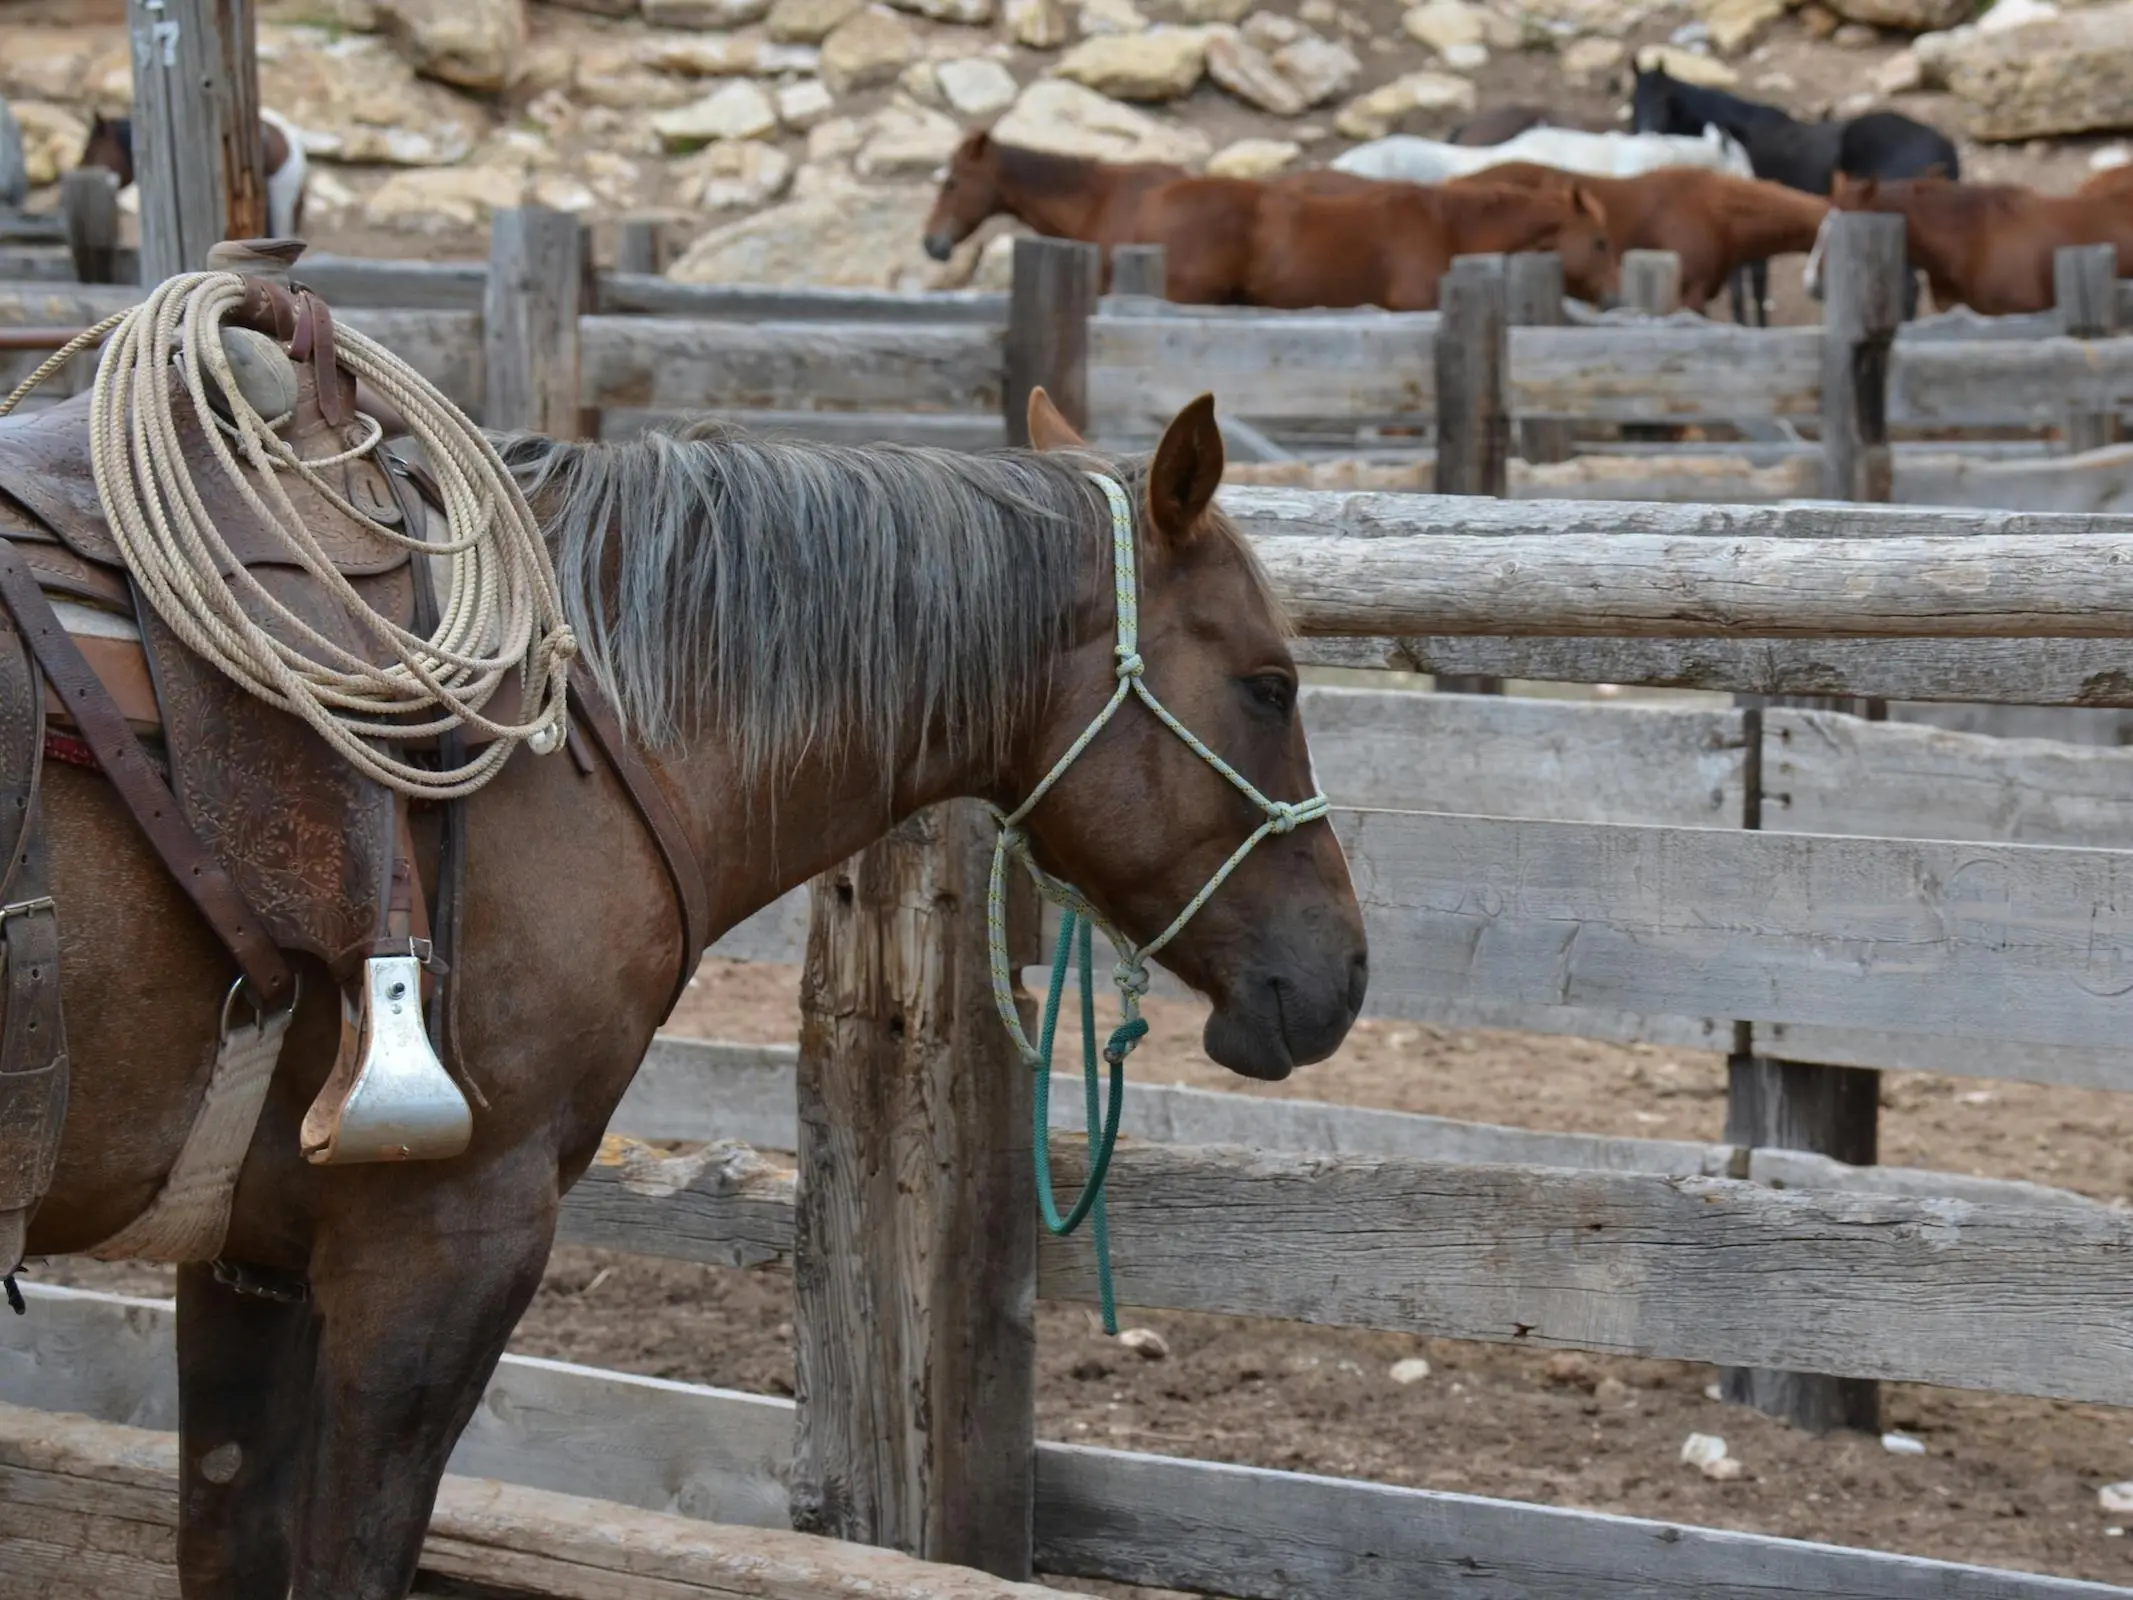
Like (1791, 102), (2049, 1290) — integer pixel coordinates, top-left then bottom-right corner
(1005, 0), (1073, 45)
(777, 79), (840, 129)
(669, 184), (958, 290)
(11, 102), (88, 188)
(1562, 35), (1625, 78)
(370, 0), (526, 92)
(1079, 0), (1152, 33)
(1633, 44), (1739, 86)
(574, 44), (706, 110)
(262, 32), (483, 165)
(1175, 0), (1255, 20)
(991, 78), (1212, 162)
(1208, 135), (1300, 175)
(856, 102), (963, 175)
(937, 56), (1021, 116)
(768, 0), (868, 39)
(1401, 0), (1518, 53)
(1056, 27), (1208, 101)
(1206, 30), (1306, 115)
(1272, 34), (1359, 104)
(1333, 69), (1475, 139)
(1932, 3), (2133, 139)
(650, 80), (781, 152)
(674, 139), (796, 208)
(0, 30), (100, 102)
(901, 59), (948, 106)
(362, 163), (528, 231)
(1821, 0), (1973, 28)
(889, 0), (997, 22)
(1695, 0), (1785, 52)
(822, 7), (923, 93)
(1243, 10), (1306, 45)
(643, 0), (775, 22)
(637, 35), (823, 75)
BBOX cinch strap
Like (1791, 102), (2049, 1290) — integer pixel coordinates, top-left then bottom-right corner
(982, 472), (1331, 1332)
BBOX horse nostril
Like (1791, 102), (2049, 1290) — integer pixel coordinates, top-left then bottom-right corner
(1346, 950), (1369, 1013)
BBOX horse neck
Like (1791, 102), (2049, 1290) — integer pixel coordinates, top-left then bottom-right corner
(1724, 185), (1831, 256)
(1436, 185), (1570, 253)
(988, 145), (1124, 239)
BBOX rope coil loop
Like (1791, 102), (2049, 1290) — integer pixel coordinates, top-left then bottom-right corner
(985, 471), (1333, 1334)
(6, 271), (575, 799)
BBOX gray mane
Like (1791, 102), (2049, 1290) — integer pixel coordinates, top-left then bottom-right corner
(502, 422), (1121, 791)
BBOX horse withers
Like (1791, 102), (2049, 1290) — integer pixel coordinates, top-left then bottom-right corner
(17, 357), (1365, 1595)
(81, 108), (308, 237)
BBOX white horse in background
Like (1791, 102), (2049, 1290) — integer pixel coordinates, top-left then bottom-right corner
(1332, 123), (1755, 185)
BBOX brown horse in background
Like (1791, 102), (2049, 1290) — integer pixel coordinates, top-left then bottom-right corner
(1247, 178), (1618, 309)
(1831, 172), (2133, 315)
(24, 383), (1367, 1596)
(922, 132), (1188, 288)
(1459, 161), (1828, 311)
(2078, 163), (2133, 201)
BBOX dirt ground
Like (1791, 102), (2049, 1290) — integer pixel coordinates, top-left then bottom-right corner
(54, 955), (2133, 1590)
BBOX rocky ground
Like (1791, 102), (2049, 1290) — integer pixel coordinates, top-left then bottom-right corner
(3, 0), (2133, 305)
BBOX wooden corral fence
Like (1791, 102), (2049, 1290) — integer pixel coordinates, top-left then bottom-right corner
(16, 279), (2133, 1588)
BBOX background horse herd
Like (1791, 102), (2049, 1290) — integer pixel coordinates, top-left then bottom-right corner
(925, 59), (2133, 323)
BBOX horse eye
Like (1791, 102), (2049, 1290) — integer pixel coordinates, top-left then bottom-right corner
(1243, 673), (1295, 716)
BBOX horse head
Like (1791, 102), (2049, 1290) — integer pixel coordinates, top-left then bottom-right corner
(923, 130), (1000, 262)
(1014, 388), (1367, 1081)
(1629, 63), (1678, 135)
(80, 114), (133, 186)
(1556, 184), (1621, 305)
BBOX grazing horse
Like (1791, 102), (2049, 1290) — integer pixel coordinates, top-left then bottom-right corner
(922, 131), (1188, 287)
(1826, 172), (2133, 315)
(1332, 124), (1752, 184)
(23, 383), (1366, 1596)
(1246, 178), (1619, 309)
(81, 108), (308, 236)
(1459, 161), (1829, 313)
(1630, 65), (1957, 323)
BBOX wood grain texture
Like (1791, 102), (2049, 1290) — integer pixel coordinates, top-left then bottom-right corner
(618, 217), (670, 279)
(1622, 250), (1681, 316)
(1821, 211), (1905, 504)
(595, 278), (1008, 324)
(1507, 252), (1573, 464)
(580, 317), (1002, 416)
(1108, 245), (1165, 299)
(483, 207), (585, 435)
(2056, 245), (2121, 454)
(126, 0), (264, 281)
(1435, 255), (1508, 498)
(1004, 238), (1098, 445)
(789, 804), (1036, 1576)
(0, 1403), (1057, 1600)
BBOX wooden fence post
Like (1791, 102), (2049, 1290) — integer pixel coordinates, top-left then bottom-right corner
(617, 214), (670, 279)
(61, 167), (121, 286)
(127, 0), (266, 282)
(1004, 236), (1099, 446)
(482, 206), (586, 437)
(788, 807), (1039, 1578)
(1621, 250), (1681, 317)
(1506, 251), (1571, 465)
(1720, 211), (1906, 1437)
(2056, 242), (2120, 455)
(1434, 253), (1506, 695)
(1110, 244), (1165, 300)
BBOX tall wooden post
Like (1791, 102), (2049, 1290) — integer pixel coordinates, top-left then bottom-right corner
(1721, 211), (1906, 1438)
(1434, 253), (1506, 696)
(789, 804), (1039, 1578)
(1621, 249), (1681, 317)
(1004, 237), (1099, 446)
(128, 0), (266, 282)
(617, 214), (670, 279)
(2056, 243), (2121, 455)
(482, 207), (587, 438)
(1110, 244), (1166, 300)
(1506, 251), (1571, 465)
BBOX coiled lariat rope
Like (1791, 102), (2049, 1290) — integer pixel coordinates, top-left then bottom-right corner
(1, 271), (574, 799)
(984, 472), (1331, 1333)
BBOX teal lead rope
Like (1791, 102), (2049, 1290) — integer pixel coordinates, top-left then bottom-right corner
(984, 472), (1331, 1337)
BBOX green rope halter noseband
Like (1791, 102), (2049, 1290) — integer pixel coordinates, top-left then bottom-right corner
(984, 472), (1332, 1333)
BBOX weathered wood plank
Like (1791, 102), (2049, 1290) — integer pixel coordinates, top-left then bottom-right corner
(484, 207), (586, 436)
(596, 277), (1008, 324)
(1344, 807), (2133, 1052)
(579, 318), (1002, 416)
(0, 1403), (1055, 1600)
(127, 0), (264, 281)
(599, 408), (1005, 451)
(1892, 337), (2133, 429)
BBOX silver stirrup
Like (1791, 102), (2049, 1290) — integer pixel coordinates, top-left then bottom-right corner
(299, 954), (471, 1165)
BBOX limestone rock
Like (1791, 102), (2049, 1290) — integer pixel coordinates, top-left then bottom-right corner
(791, 158), (864, 196)
(822, 7), (922, 93)
(970, 229), (1020, 289)
(1079, 0), (1152, 33)
(1272, 34), (1360, 104)
(644, 0), (775, 22)
(1633, 44), (1740, 86)
(674, 139), (796, 207)
(1440, 40), (1488, 69)
(362, 163), (528, 231)
(1208, 135), (1299, 175)
(1207, 30), (1306, 114)
(901, 59), (947, 106)
(937, 56), (1021, 115)
(1006, 0), (1073, 45)
(1333, 69), (1475, 138)
(1056, 27), (1208, 100)
(371, 0), (526, 92)
(807, 113), (872, 163)
(544, 0), (636, 13)
(991, 78), (1213, 161)
(1822, 0), (1973, 28)
(637, 35), (823, 75)
(650, 80), (780, 151)
(769, 0), (868, 38)
(856, 102), (962, 175)
(1695, 0), (1785, 52)
(1175, 0), (1255, 20)
(1934, 3), (2133, 137)
(1243, 10), (1306, 46)
(0, 30), (102, 103)
(1872, 46), (1923, 93)
(1562, 34), (1626, 78)
(1832, 20), (1879, 44)
(262, 32), (483, 165)
(1401, 0), (1518, 53)
(11, 102), (88, 189)
(777, 78), (840, 128)
(889, 0), (997, 22)
(669, 184), (955, 289)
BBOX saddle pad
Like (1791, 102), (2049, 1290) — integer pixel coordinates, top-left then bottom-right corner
(0, 373), (410, 579)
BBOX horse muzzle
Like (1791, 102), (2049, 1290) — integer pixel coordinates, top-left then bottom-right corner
(921, 232), (956, 263)
(1202, 948), (1368, 1082)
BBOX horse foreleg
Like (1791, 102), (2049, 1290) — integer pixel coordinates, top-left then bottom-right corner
(1753, 258), (1771, 326)
(175, 1261), (322, 1599)
(289, 1165), (556, 1599)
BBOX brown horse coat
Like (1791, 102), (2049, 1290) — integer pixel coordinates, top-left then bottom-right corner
(1458, 161), (1830, 311)
(1832, 172), (2133, 315)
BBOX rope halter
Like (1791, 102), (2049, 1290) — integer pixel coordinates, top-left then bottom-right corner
(982, 470), (1331, 1330)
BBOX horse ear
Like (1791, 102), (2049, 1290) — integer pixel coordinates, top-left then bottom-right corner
(1025, 386), (1085, 451)
(1572, 184), (1606, 226)
(1147, 394), (1225, 548)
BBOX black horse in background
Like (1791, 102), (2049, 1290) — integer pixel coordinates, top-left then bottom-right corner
(1631, 65), (1958, 323)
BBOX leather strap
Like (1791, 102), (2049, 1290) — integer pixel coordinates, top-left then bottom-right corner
(0, 741), (67, 1222)
(0, 540), (294, 1007)
(571, 683), (708, 1018)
